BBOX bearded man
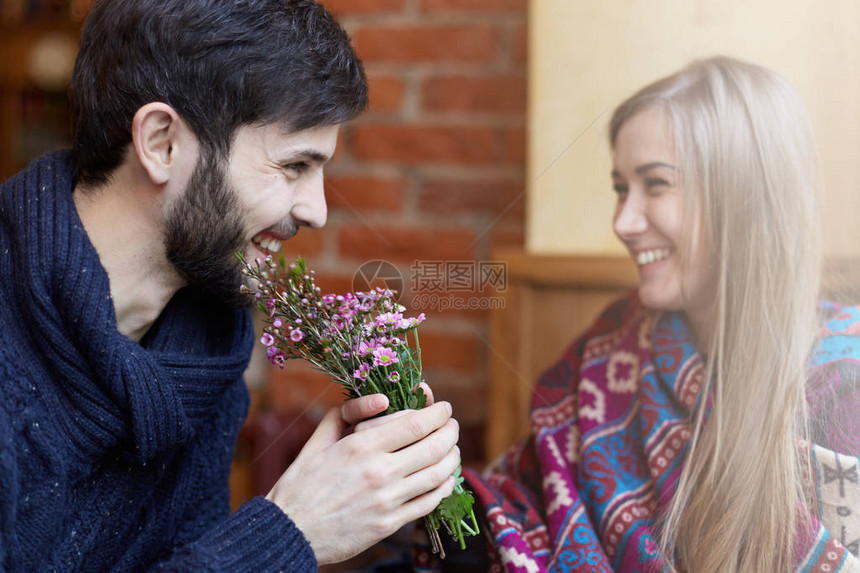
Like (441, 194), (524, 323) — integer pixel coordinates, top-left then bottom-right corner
(0, 1), (460, 570)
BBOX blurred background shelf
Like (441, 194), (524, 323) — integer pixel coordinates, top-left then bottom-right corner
(0, 0), (88, 181)
(1, 0), (90, 25)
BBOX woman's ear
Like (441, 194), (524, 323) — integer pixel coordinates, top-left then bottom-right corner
(131, 102), (189, 186)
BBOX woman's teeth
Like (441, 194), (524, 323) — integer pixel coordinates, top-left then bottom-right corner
(253, 234), (282, 254)
(636, 248), (671, 265)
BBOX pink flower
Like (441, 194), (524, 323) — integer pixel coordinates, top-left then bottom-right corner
(354, 363), (370, 381)
(388, 371), (401, 383)
(323, 294), (336, 305)
(273, 318), (283, 328)
(290, 329), (305, 342)
(376, 312), (402, 326)
(266, 348), (286, 369)
(331, 315), (348, 331)
(357, 291), (377, 307)
(398, 313), (427, 330)
(260, 333), (275, 347)
(356, 340), (375, 356)
(375, 312), (403, 334)
(373, 347), (399, 367)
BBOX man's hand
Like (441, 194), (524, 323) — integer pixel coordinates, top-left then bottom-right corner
(340, 383), (435, 431)
(265, 396), (460, 565)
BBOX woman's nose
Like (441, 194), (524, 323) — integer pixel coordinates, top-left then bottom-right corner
(613, 193), (647, 238)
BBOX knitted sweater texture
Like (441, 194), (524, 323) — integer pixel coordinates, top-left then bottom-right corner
(0, 152), (317, 571)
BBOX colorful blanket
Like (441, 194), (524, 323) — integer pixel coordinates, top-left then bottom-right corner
(417, 294), (860, 572)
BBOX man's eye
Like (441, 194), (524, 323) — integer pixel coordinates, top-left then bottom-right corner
(283, 162), (309, 175)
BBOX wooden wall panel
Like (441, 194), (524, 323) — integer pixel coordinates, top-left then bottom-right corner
(528, 0), (860, 258)
(485, 250), (638, 461)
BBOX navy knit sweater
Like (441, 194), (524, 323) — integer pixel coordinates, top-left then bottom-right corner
(0, 152), (317, 571)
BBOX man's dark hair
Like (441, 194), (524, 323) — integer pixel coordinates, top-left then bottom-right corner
(70, 0), (368, 186)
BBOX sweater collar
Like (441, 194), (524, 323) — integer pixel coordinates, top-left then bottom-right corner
(2, 151), (253, 464)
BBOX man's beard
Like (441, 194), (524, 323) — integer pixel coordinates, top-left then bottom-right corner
(164, 149), (252, 309)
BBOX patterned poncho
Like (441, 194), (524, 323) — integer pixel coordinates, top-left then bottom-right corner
(418, 294), (860, 572)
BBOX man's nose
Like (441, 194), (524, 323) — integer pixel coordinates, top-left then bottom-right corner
(291, 171), (328, 229)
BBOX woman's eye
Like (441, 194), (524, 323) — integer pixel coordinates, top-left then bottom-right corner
(613, 184), (629, 195)
(644, 177), (670, 191)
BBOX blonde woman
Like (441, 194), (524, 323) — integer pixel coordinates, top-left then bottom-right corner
(416, 57), (860, 572)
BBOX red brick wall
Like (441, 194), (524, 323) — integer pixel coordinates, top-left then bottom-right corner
(259, 0), (528, 467)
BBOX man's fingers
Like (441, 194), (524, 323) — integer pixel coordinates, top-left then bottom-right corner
(353, 409), (411, 433)
(362, 401), (452, 452)
(341, 394), (389, 426)
(300, 407), (344, 453)
(351, 384), (435, 432)
(391, 417), (459, 476)
(391, 446), (461, 504)
(419, 382), (434, 406)
(390, 474), (457, 527)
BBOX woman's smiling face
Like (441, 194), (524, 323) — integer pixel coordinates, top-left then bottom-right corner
(611, 108), (715, 326)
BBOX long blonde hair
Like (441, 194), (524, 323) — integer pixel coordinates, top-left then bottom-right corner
(610, 57), (821, 572)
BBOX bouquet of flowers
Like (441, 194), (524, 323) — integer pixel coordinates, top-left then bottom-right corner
(239, 253), (479, 557)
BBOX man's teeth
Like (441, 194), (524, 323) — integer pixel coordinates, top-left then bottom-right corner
(252, 234), (282, 253)
(636, 248), (671, 265)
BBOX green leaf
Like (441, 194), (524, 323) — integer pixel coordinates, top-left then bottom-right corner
(413, 386), (427, 409)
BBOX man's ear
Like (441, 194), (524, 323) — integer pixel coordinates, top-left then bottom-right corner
(131, 102), (192, 186)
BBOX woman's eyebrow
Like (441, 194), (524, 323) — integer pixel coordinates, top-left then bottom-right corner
(635, 161), (678, 175)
